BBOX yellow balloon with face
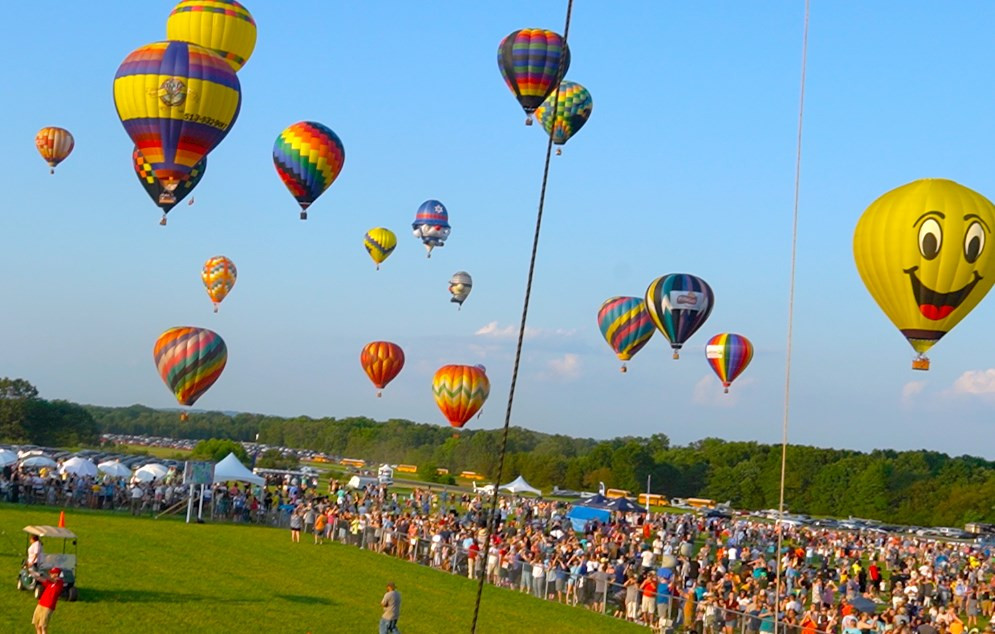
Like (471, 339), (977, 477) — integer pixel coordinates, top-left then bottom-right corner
(854, 178), (995, 369)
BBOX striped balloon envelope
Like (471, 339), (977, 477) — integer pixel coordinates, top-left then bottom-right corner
(432, 365), (490, 429)
(273, 121), (345, 219)
(35, 127), (74, 174)
(153, 327), (227, 406)
(113, 41), (241, 200)
(597, 296), (655, 372)
(534, 80), (593, 152)
(360, 341), (405, 397)
(363, 228), (397, 270)
(705, 333), (754, 393)
(645, 273), (715, 359)
(497, 28), (570, 124)
(166, 0), (257, 72)
(201, 256), (237, 312)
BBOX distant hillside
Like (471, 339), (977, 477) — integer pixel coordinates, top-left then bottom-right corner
(81, 403), (995, 527)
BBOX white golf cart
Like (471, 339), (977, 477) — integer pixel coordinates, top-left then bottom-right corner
(17, 525), (79, 602)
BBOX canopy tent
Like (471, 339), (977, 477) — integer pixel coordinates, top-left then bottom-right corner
(0, 448), (17, 466)
(566, 505), (611, 532)
(60, 457), (98, 478)
(574, 493), (612, 509)
(607, 496), (647, 514)
(20, 456), (57, 469)
(97, 460), (131, 478)
(213, 452), (264, 486)
(500, 475), (541, 496)
(133, 463), (168, 482)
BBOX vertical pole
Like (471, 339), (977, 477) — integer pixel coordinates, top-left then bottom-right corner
(646, 474), (652, 513)
(198, 484), (205, 521)
(185, 483), (194, 523)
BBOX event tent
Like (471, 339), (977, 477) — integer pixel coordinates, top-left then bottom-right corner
(213, 452), (264, 486)
(566, 505), (611, 532)
(133, 463), (168, 482)
(500, 475), (541, 495)
(20, 456), (57, 469)
(97, 460), (131, 478)
(607, 496), (647, 514)
(60, 457), (98, 478)
(0, 448), (17, 467)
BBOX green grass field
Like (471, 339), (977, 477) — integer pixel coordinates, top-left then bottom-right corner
(0, 505), (639, 633)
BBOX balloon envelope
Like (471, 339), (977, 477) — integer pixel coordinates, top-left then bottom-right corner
(449, 271), (472, 306)
(854, 178), (995, 367)
(364, 228), (397, 269)
(412, 200), (451, 255)
(134, 146), (206, 217)
(535, 81), (593, 146)
(166, 0), (257, 72)
(202, 256), (237, 311)
(705, 333), (754, 393)
(113, 41), (240, 195)
(35, 127), (74, 172)
(432, 365), (490, 428)
(645, 274), (714, 358)
(497, 29), (570, 117)
(153, 327), (227, 406)
(273, 121), (345, 219)
(597, 297), (655, 365)
(360, 341), (405, 396)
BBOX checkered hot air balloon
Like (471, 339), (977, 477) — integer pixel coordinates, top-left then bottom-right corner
(273, 121), (345, 220)
(133, 146), (206, 225)
(35, 127), (74, 174)
(497, 29), (570, 125)
(153, 327), (227, 407)
(534, 81), (593, 154)
(202, 256), (237, 312)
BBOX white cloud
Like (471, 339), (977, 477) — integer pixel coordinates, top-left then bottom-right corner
(951, 369), (995, 396)
(901, 380), (926, 402)
(474, 321), (575, 340)
(546, 354), (581, 381)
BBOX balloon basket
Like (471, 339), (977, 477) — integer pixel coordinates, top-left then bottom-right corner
(672, 351), (680, 360)
(723, 387), (730, 394)
(620, 364), (627, 373)
(49, 168), (55, 175)
(376, 391), (382, 398)
(912, 357), (930, 371)
(159, 215), (167, 226)
(525, 116), (533, 126)
(300, 211), (308, 220)
(213, 304), (219, 314)
(555, 148), (562, 156)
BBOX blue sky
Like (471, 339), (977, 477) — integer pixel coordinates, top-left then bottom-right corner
(4, 1), (995, 458)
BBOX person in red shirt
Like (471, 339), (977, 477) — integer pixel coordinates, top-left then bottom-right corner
(29, 567), (64, 634)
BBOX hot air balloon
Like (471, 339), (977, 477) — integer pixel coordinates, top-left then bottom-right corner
(497, 29), (570, 124)
(449, 272), (472, 308)
(432, 365), (490, 429)
(35, 127), (74, 174)
(166, 0), (257, 72)
(534, 80), (593, 154)
(412, 200), (451, 257)
(854, 178), (995, 370)
(360, 341), (405, 397)
(134, 146), (206, 225)
(202, 256), (237, 312)
(597, 297), (655, 372)
(113, 41), (240, 202)
(364, 228), (397, 270)
(705, 333), (754, 393)
(645, 274), (715, 359)
(273, 121), (345, 220)
(153, 327), (227, 407)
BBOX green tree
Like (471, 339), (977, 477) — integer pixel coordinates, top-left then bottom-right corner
(191, 438), (248, 463)
(0, 377), (39, 442)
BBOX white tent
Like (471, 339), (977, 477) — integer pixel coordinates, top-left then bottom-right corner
(0, 448), (17, 466)
(133, 463), (168, 482)
(97, 460), (131, 478)
(213, 453), (264, 486)
(500, 475), (542, 495)
(20, 456), (57, 469)
(60, 457), (98, 477)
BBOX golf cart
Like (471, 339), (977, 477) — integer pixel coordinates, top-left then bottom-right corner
(16, 525), (79, 601)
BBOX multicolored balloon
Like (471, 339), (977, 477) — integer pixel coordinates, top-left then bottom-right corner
(113, 41), (241, 200)
(202, 256), (237, 312)
(449, 271), (472, 308)
(364, 228), (397, 270)
(153, 327), (227, 406)
(166, 0), (257, 72)
(497, 29), (570, 124)
(534, 80), (593, 153)
(432, 365), (490, 429)
(705, 333), (754, 393)
(273, 121), (345, 220)
(645, 274), (715, 359)
(360, 341), (405, 398)
(854, 178), (995, 370)
(597, 297), (655, 372)
(134, 146), (206, 224)
(35, 127), (74, 174)
(412, 200), (451, 257)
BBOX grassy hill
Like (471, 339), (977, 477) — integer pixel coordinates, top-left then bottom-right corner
(0, 506), (639, 633)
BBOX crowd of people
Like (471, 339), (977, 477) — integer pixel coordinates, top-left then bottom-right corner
(6, 461), (995, 634)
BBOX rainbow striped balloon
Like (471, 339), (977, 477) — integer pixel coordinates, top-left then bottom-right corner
(153, 327), (227, 406)
(705, 333), (754, 393)
(432, 365), (490, 429)
(35, 127), (74, 174)
(166, 0), (257, 72)
(498, 29), (570, 122)
(273, 121), (345, 220)
(363, 228), (397, 270)
(202, 256), (237, 312)
(113, 41), (241, 197)
(535, 81), (593, 148)
(597, 297), (655, 371)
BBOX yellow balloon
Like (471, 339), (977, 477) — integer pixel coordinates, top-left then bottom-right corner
(364, 227), (397, 270)
(166, 0), (257, 72)
(854, 178), (995, 369)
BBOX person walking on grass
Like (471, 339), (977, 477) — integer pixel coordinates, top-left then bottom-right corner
(380, 581), (401, 634)
(29, 567), (63, 634)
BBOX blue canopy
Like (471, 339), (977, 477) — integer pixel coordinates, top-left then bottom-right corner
(566, 505), (611, 532)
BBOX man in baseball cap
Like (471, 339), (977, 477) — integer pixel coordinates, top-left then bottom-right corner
(29, 567), (63, 633)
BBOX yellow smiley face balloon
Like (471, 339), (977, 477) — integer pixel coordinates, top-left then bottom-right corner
(854, 178), (995, 369)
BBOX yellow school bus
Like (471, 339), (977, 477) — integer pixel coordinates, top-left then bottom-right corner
(396, 464), (418, 474)
(638, 493), (666, 507)
(339, 458), (366, 469)
(605, 488), (631, 499)
(459, 471), (486, 481)
(435, 468), (450, 475)
(687, 497), (717, 509)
